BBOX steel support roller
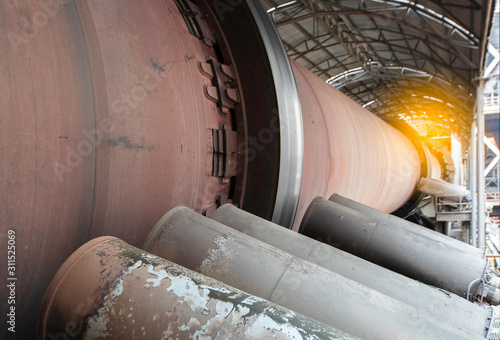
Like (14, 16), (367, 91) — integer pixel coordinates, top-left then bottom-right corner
(38, 236), (357, 340)
(299, 197), (492, 300)
(143, 206), (484, 340)
(329, 193), (485, 258)
(211, 203), (495, 337)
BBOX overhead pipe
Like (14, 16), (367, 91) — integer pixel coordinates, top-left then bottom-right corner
(329, 193), (485, 258)
(299, 197), (495, 303)
(211, 203), (495, 337)
(418, 177), (471, 196)
(143, 206), (485, 340)
(38, 236), (357, 340)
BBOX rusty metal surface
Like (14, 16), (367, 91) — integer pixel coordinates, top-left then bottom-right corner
(0, 2), (95, 338)
(76, 0), (231, 240)
(1, 1), (238, 338)
(143, 206), (483, 340)
(39, 236), (358, 340)
(299, 197), (488, 298)
(211, 203), (493, 337)
(329, 193), (485, 258)
(291, 60), (422, 230)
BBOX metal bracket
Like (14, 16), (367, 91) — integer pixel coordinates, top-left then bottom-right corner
(174, 0), (215, 47)
(201, 59), (240, 112)
(212, 128), (238, 178)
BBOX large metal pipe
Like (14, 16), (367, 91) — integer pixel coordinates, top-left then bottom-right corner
(299, 197), (490, 300)
(290, 60), (423, 230)
(329, 193), (485, 258)
(211, 203), (494, 337)
(418, 177), (471, 196)
(143, 206), (484, 340)
(38, 236), (357, 340)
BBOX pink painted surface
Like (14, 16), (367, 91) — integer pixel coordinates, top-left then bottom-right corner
(292, 60), (421, 230)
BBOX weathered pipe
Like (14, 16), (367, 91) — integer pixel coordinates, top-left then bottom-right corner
(418, 177), (471, 196)
(38, 236), (357, 340)
(299, 197), (489, 300)
(329, 193), (485, 258)
(143, 207), (484, 340)
(211, 203), (494, 337)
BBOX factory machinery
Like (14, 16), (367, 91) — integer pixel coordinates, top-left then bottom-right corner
(1, 0), (498, 338)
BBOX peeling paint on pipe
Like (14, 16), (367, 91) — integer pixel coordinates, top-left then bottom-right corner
(143, 207), (484, 340)
(299, 197), (489, 299)
(329, 193), (485, 258)
(38, 236), (357, 340)
(211, 203), (493, 337)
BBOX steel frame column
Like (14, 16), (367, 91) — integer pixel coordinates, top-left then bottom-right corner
(471, 119), (478, 247)
(477, 79), (486, 249)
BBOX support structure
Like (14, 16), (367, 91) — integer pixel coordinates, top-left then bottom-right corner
(478, 79), (487, 249)
(472, 119), (478, 247)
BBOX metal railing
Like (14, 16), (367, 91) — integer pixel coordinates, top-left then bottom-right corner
(435, 195), (472, 213)
(487, 191), (500, 203)
(484, 95), (500, 114)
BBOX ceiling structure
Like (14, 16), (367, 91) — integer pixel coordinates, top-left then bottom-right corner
(261, 0), (496, 140)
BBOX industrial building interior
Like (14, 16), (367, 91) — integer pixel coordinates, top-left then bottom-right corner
(1, 0), (499, 339)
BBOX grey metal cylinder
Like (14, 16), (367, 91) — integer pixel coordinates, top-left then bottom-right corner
(38, 236), (356, 340)
(211, 203), (493, 337)
(418, 177), (471, 196)
(143, 206), (484, 340)
(299, 197), (488, 299)
(329, 192), (485, 258)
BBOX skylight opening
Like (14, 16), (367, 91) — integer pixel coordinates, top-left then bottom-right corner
(326, 67), (364, 84)
(363, 99), (378, 108)
(278, 1), (296, 9)
(268, 0), (297, 13)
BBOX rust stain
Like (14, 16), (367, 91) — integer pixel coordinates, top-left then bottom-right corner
(107, 136), (157, 151)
